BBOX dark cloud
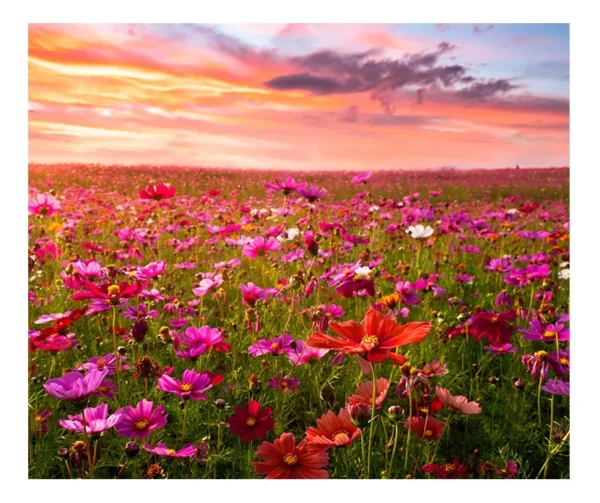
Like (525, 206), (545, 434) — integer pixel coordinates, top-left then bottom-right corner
(454, 79), (518, 100)
(416, 88), (426, 104)
(264, 73), (345, 94)
(473, 24), (494, 35)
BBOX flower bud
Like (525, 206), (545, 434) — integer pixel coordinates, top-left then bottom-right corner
(125, 441), (139, 457)
(131, 318), (148, 343)
(215, 398), (226, 409)
(387, 405), (403, 421)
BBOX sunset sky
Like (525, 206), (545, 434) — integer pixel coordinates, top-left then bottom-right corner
(28, 23), (569, 170)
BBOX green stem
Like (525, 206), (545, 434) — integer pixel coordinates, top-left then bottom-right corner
(367, 363), (377, 479)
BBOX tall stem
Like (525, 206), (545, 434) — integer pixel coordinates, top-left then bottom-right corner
(367, 364), (377, 479)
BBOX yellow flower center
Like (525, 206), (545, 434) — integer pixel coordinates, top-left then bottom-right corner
(331, 430), (350, 440)
(107, 285), (121, 296)
(283, 453), (298, 466)
(168, 449), (176, 455)
(361, 335), (379, 345)
(271, 343), (280, 351)
(444, 464), (455, 472)
(134, 419), (150, 431)
(559, 357), (569, 366)
(245, 417), (256, 427)
(96, 359), (107, 368)
(543, 330), (557, 339)
(535, 351), (549, 362)
(179, 383), (193, 392)
(424, 429), (433, 438)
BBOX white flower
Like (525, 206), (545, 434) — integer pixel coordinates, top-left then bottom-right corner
(559, 261), (570, 269)
(558, 269), (570, 280)
(355, 266), (372, 277)
(506, 208), (520, 215)
(369, 205), (380, 212)
(407, 224), (434, 239)
(276, 227), (300, 242)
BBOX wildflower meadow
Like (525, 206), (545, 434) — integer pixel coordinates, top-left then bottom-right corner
(27, 164), (570, 479)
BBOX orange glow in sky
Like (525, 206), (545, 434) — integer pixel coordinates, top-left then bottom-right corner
(29, 23), (569, 170)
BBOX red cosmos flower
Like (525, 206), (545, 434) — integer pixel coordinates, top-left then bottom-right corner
(347, 377), (390, 410)
(404, 416), (445, 440)
(226, 400), (274, 442)
(30, 308), (87, 352)
(139, 183), (176, 201)
(253, 433), (330, 479)
(307, 307), (431, 364)
(422, 459), (468, 478)
(305, 409), (361, 449)
(469, 310), (516, 346)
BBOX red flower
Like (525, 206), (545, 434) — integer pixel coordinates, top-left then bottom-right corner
(422, 458), (468, 478)
(469, 310), (516, 346)
(72, 280), (146, 304)
(404, 416), (445, 440)
(347, 377), (390, 410)
(305, 409), (361, 449)
(139, 183), (176, 201)
(307, 307), (431, 364)
(226, 400), (274, 442)
(252, 433), (329, 479)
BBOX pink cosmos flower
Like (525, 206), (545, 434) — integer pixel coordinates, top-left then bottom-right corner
(297, 185), (328, 202)
(143, 442), (198, 458)
(44, 368), (109, 401)
(192, 273), (223, 297)
(286, 340), (329, 365)
(351, 172), (372, 184)
(29, 193), (61, 216)
(239, 282), (278, 306)
(157, 369), (213, 400)
(136, 260), (167, 280)
(114, 399), (168, 439)
(242, 236), (282, 259)
(264, 177), (306, 195)
(77, 353), (128, 375)
(58, 403), (122, 434)
(435, 386), (482, 414)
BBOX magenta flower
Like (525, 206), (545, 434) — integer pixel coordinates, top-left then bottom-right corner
(268, 376), (301, 392)
(77, 353), (128, 376)
(264, 176), (306, 195)
(29, 193), (61, 216)
(395, 281), (420, 306)
(485, 257), (513, 273)
(484, 343), (518, 354)
(503, 264), (551, 287)
(157, 369), (213, 400)
(114, 399), (168, 439)
(351, 172), (372, 184)
(136, 260), (167, 280)
(494, 291), (513, 307)
(297, 185), (328, 202)
(287, 340), (329, 365)
(248, 333), (295, 357)
(239, 282), (278, 306)
(522, 351), (551, 381)
(519, 315), (569, 343)
(518, 230), (550, 240)
(44, 368), (109, 401)
(542, 379), (570, 396)
(58, 403), (122, 435)
(242, 236), (281, 259)
(549, 348), (570, 377)
(143, 442), (198, 458)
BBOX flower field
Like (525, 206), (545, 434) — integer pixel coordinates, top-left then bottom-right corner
(28, 164), (570, 479)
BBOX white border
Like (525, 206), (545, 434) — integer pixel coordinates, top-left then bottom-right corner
(3, 0), (597, 499)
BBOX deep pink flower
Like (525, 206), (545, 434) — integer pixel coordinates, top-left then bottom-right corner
(227, 400), (275, 442)
(143, 442), (198, 458)
(242, 236), (281, 259)
(114, 399), (168, 439)
(157, 369), (214, 400)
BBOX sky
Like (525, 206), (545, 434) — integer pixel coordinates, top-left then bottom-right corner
(28, 23), (569, 170)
